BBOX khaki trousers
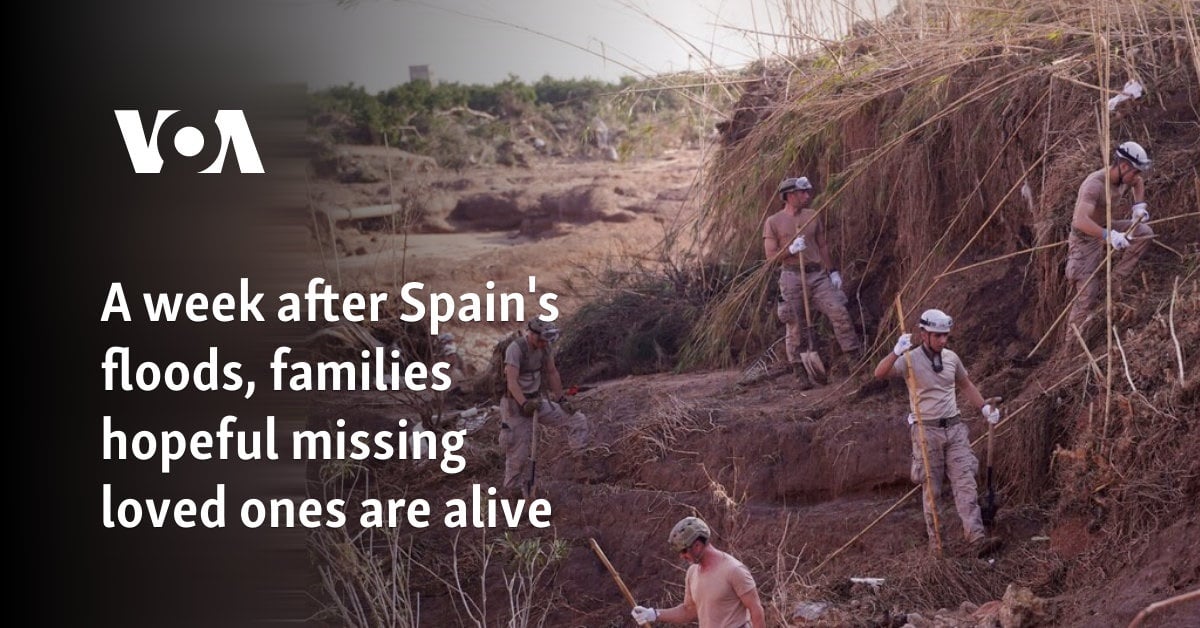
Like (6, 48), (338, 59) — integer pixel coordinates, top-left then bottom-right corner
(909, 422), (986, 544)
(776, 269), (861, 364)
(1065, 220), (1153, 331)
(499, 397), (589, 492)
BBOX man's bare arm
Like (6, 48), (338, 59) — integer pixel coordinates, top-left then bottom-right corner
(955, 369), (987, 411)
(739, 587), (766, 628)
(1071, 199), (1107, 238)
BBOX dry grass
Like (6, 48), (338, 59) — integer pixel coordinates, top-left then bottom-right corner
(600, 394), (718, 471)
(683, 0), (1199, 367)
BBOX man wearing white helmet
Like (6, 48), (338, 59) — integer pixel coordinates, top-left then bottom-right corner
(762, 176), (862, 386)
(499, 318), (589, 497)
(1065, 141), (1155, 332)
(874, 309), (1003, 557)
(631, 516), (765, 628)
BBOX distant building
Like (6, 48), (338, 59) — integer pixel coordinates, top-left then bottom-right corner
(409, 65), (434, 85)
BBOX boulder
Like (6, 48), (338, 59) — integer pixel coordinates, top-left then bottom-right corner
(538, 185), (618, 223)
(448, 193), (525, 230)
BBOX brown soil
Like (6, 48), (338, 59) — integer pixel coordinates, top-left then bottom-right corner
(307, 144), (1199, 627)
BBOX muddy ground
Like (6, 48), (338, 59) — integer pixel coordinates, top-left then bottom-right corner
(304, 144), (1199, 627)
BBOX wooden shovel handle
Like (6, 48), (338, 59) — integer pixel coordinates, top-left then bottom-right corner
(526, 407), (540, 499)
(982, 396), (1001, 467)
(588, 538), (650, 625)
(894, 295), (942, 556)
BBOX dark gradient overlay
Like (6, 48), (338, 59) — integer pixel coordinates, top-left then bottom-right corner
(33, 1), (313, 625)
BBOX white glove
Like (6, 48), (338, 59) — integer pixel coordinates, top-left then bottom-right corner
(982, 404), (1001, 425)
(787, 234), (807, 255)
(1131, 202), (1149, 223)
(825, 270), (844, 290)
(631, 606), (657, 624)
(1104, 228), (1131, 250)
(893, 333), (913, 356)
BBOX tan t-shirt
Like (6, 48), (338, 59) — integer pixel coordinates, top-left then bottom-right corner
(763, 207), (822, 269)
(1074, 168), (1129, 229)
(504, 337), (551, 395)
(682, 549), (757, 628)
(889, 348), (966, 420)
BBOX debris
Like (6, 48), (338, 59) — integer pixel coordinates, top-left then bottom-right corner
(1107, 79), (1144, 110)
(791, 601), (830, 621)
(849, 577), (885, 591)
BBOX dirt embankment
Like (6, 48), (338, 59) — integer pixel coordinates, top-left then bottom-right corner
(303, 3), (1199, 621)
(304, 141), (1197, 628)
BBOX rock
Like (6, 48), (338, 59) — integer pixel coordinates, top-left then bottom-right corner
(337, 160), (382, 183)
(538, 185), (618, 223)
(600, 210), (638, 223)
(999, 585), (1048, 628)
(973, 600), (1002, 627)
(448, 193), (525, 230)
(519, 215), (556, 237)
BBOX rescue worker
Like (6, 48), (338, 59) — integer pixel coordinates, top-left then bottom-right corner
(1066, 141), (1154, 333)
(762, 176), (862, 386)
(499, 318), (588, 497)
(631, 516), (765, 628)
(873, 309), (1003, 557)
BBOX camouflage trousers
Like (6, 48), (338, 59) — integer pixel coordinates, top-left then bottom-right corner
(909, 421), (986, 544)
(776, 268), (861, 364)
(1064, 220), (1153, 332)
(499, 397), (589, 494)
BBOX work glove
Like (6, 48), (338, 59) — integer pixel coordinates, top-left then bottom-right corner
(787, 234), (807, 255)
(521, 399), (539, 416)
(893, 333), (913, 356)
(1131, 201), (1149, 223)
(631, 606), (658, 624)
(982, 404), (1001, 425)
(829, 270), (843, 291)
(556, 396), (575, 414)
(1104, 228), (1131, 250)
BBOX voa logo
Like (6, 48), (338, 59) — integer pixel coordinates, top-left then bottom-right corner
(114, 109), (265, 174)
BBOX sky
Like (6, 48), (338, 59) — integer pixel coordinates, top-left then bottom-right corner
(262, 0), (897, 91)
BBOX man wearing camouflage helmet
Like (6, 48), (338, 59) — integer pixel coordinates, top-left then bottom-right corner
(762, 176), (862, 386)
(499, 318), (589, 498)
(631, 516), (765, 628)
(1065, 141), (1154, 333)
(873, 309), (1003, 557)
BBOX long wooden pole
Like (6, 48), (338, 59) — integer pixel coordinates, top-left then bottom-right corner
(588, 538), (649, 626)
(894, 296), (943, 556)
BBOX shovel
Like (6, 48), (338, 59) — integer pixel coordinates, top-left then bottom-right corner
(525, 405), (540, 499)
(798, 268), (829, 385)
(588, 538), (650, 626)
(980, 396), (1002, 528)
